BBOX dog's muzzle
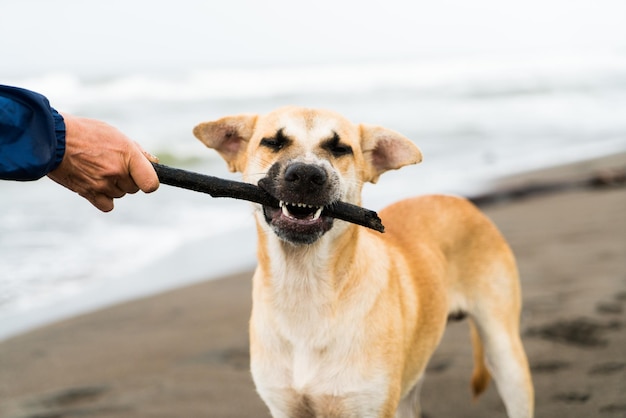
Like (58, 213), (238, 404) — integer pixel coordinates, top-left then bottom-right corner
(258, 162), (337, 245)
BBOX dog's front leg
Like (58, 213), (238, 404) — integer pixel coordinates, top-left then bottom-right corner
(394, 375), (425, 418)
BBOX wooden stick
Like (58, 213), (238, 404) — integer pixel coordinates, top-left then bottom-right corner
(151, 163), (385, 233)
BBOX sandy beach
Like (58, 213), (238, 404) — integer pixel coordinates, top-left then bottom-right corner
(1, 155), (624, 418)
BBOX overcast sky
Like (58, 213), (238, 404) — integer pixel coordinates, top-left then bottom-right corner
(2, 0), (625, 76)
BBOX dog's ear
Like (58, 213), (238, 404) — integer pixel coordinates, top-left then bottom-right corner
(360, 124), (422, 183)
(193, 115), (257, 172)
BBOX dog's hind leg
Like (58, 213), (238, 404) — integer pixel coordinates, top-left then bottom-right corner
(395, 375), (425, 418)
(471, 307), (534, 418)
(469, 319), (491, 398)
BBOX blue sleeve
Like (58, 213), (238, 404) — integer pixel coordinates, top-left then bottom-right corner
(0, 85), (66, 181)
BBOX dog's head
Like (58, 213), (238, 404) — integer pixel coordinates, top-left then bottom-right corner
(194, 107), (421, 245)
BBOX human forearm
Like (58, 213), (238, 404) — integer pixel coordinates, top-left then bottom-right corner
(0, 85), (65, 180)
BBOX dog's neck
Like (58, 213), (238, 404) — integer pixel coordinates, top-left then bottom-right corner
(255, 221), (363, 317)
(256, 222), (376, 347)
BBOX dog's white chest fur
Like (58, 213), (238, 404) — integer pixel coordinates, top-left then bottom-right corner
(250, 244), (391, 416)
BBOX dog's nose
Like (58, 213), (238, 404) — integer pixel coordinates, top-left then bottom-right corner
(285, 163), (328, 187)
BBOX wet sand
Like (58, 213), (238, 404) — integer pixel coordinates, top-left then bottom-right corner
(1, 156), (624, 418)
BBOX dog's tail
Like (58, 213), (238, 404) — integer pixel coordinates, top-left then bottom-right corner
(469, 319), (491, 399)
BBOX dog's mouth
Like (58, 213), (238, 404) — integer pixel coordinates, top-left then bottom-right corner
(279, 201), (323, 221)
(262, 200), (334, 245)
(257, 162), (338, 245)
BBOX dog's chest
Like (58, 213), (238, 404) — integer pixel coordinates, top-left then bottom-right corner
(252, 332), (390, 417)
(251, 262), (389, 414)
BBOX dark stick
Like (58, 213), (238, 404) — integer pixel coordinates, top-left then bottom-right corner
(151, 162), (385, 233)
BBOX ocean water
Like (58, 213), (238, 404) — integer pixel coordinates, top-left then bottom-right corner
(1, 50), (626, 340)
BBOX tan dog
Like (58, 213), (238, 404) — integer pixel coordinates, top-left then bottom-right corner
(194, 107), (534, 418)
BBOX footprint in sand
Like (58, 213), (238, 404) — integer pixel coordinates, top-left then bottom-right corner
(525, 317), (622, 348)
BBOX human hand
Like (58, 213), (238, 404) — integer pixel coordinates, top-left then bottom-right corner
(47, 114), (160, 212)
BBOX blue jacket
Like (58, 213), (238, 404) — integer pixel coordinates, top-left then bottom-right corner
(0, 85), (66, 180)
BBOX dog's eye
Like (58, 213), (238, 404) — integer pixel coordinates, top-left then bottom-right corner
(260, 129), (290, 152)
(260, 138), (285, 151)
(329, 143), (353, 157)
(323, 132), (353, 157)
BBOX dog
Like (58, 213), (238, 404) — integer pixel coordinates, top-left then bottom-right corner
(193, 107), (534, 418)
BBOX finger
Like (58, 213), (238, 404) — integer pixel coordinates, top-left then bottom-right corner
(143, 149), (160, 163)
(82, 192), (115, 212)
(107, 189), (126, 199)
(135, 141), (159, 163)
(93, 179), (126, 199)
(115, 177), (141, 194)
(128, 144), (160, 193)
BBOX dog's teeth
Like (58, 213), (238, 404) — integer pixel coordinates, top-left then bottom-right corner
(277, 201), (323, 220)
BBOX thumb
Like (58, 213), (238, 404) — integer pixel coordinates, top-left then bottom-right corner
(129, 144), (160, 193)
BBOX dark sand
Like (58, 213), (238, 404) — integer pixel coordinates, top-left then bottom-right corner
(1, 156), (624, 417)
